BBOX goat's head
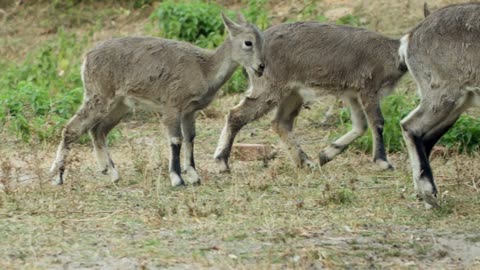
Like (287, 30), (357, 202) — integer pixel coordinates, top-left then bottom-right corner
(222, 13), (265, 77)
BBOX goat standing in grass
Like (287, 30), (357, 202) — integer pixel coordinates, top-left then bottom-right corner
(400, 3), (480, 208)
(214, 22), (407, 172)
(50, 13), (265, 187)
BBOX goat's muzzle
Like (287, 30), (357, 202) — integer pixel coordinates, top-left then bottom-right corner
(254, 63), (265, 77)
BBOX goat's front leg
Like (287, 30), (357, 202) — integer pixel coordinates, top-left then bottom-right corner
(319, 97), (367, 166)
(163, 112), (185, 187)
(181, 112), (200, 185)
(214, 94), (276, 172)
(272, 92), (315, 169)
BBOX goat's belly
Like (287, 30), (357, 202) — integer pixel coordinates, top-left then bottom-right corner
(297, 86), (357, 103)
(124, 96), (163, 113)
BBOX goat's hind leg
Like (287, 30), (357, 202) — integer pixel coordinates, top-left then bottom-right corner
(272, 92), (315, 169)
(89, 102), (128, 183)
(401, 96), (465, 208)
(50, 99), (104, 185)
(181, 112), (200, 185)
(319, 97), (367, 166)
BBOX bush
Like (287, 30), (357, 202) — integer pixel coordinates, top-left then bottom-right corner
(335, 94), (480, 154)
(149, 0), (270, 94)
(0, 30), (88, 142)
(149, 1), (225, 48)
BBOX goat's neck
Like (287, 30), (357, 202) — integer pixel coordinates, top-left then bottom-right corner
(205, 39), (238, 92)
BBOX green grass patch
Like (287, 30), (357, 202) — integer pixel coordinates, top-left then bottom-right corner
(336, 94), (480, 154)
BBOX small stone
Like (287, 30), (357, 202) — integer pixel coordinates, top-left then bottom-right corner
(231, 143), (273, 161)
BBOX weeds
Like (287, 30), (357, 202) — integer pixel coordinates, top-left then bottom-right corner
(149, 0), (270, 95)
(336, 93), (480, 153)
(0, 30), (87, 142)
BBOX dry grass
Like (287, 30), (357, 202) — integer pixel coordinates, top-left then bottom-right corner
(1, 0), (480, 269)
(1, 94), (480, 269)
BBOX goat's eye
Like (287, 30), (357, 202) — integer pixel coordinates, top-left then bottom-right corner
(244, 41), (253, 47)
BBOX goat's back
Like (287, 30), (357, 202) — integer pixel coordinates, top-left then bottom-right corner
(262, 22), (404, 91)
(407, 3), (480, 85)
(82, 37), (208, 100)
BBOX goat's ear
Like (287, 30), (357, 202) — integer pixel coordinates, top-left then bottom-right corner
(236, 12), (247, 25)
(222, 13), (242, 36)
(423, 2), (431, 17)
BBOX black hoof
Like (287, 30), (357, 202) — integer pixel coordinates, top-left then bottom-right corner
(319, 152), (331, 166)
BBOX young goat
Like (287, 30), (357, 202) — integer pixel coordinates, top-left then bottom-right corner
(50, 13), (265, 187)
(399, 3), (480, 208)
(214, 22), (407, 172)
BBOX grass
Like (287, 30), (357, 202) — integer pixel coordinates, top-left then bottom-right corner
(1, 98), (480, 269)
(2, 0), (480, 269)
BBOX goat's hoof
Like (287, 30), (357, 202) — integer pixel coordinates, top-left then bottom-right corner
(303, 159), (318, 171)
(423, 192), (439, 209)
(416, 192), (439, 209)
(375, 159), (394, 171)
(170, 173), (186, 187)
(109, 169), (120, 183)
(318, 152), (331, 166)
(51, 175), (64, 186)
(186, 167), (201, 185)
(215, 158), (231, 173)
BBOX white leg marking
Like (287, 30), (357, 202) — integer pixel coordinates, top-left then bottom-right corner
(169, 172), (184, 187)
(170, 137), (182, 145)
(93, 145), (109, 171)
(400, 106), (422, 194)
(398, 34), (409, 65)
(109, 168), (120, 183)
(322, 146), (342, 160)
(375, 159), (393, 170)
(214, 123), (230, 159)
(185, 166), (200, 184)
(50, 143), (66, 175)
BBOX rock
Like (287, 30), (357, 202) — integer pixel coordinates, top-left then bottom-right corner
(231, 143), (274, 161)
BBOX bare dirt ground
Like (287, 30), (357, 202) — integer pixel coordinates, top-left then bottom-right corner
(1, 0), (480, 269)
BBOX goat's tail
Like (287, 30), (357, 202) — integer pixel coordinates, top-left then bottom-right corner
(398, 34), (410, 72)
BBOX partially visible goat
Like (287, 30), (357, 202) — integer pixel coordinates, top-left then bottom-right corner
(399, 3), (480, 208)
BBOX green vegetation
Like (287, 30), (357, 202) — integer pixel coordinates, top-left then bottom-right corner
(0, 30), (88, 142)
(2, 1), (480, 269)
(149, 0), (270, 95)
(0, 1), (271, 142)
(1, 0), (479, 154)
(336, 93), (480, 153)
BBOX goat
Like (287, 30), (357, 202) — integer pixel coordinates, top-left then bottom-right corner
(214, 22), (407, 172)
(399, 3), (480, 208)
(49, 13), (265, 187)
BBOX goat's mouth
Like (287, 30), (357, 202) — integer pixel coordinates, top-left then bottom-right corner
(252, 67), (263, 77)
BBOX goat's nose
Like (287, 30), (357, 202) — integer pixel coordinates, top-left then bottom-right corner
(258, 63), (265, 72)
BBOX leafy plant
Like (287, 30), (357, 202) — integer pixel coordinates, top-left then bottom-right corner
(150, 0), (271, 94)
(335, 94), (480, 154)
(149, 1), (226, 48)
(336, 14), (364, 27)
(0, 30), (88, 142)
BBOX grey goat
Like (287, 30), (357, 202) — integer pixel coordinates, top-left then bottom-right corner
(50, 13), (265, 187)
(214, 22), (407, 172)
(400, 3), (480, 208)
